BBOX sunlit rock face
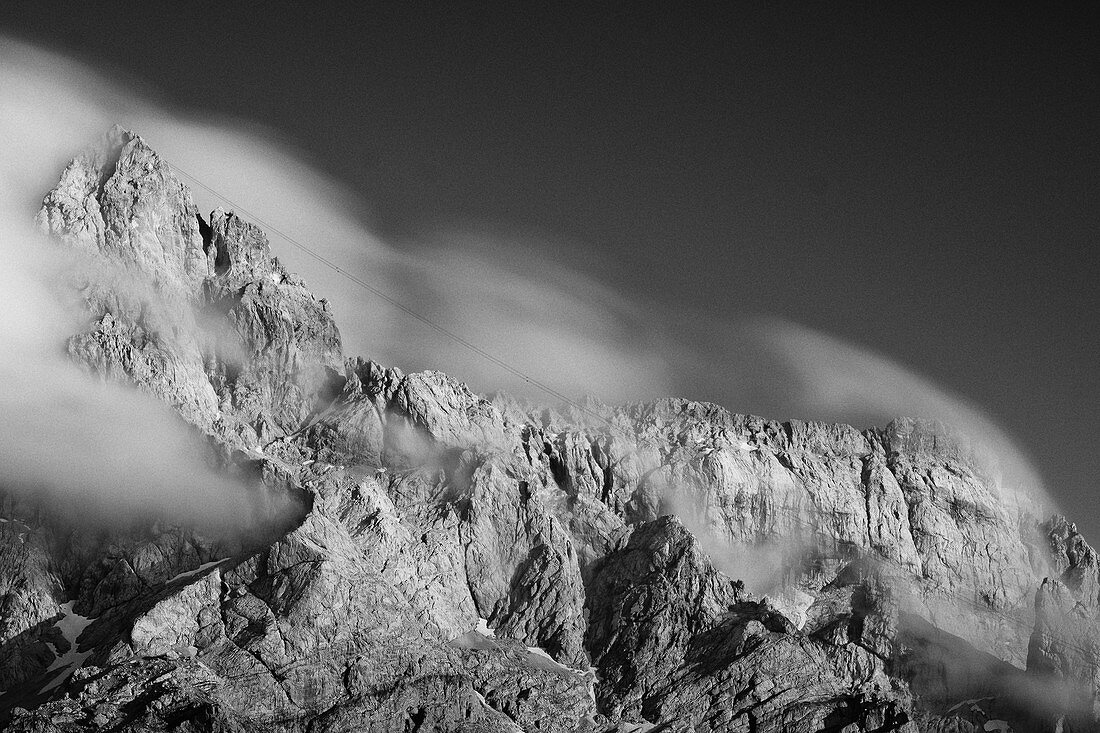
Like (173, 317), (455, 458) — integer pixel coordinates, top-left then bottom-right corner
(36, 125), (343, 450)
(1, 128), (1097, 732)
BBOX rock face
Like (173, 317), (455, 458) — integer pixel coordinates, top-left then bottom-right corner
(1, 128), (1098, 732)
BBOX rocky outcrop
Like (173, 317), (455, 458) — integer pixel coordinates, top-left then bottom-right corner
(1, 128), (1095, 732)
(38, 125), (341, 453)
(1022, 517), (1100, 731)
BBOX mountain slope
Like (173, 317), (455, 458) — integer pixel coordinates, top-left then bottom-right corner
(0, 128), (1096, 732)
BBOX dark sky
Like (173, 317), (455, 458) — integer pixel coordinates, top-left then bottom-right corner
(3, 4), (1098, 533)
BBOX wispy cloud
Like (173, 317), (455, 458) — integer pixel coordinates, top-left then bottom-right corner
(0, 217), (270, 528)
(0, 41), (281, 529)
(742, 316), (1045, 496)
(0, 36), (1052, 522)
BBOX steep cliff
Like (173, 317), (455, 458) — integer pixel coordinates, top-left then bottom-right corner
(0, 128), (1096, 732)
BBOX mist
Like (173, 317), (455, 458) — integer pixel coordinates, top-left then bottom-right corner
(0, 218), (275, 530)
(0, 36), (1054, 524)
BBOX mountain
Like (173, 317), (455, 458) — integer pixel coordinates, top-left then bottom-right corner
(0, 128), (1097, 732)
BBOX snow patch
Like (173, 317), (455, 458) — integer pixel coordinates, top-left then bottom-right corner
(449, 619), (497, 652)
(946, 696), (993, 715)
(475, 617), (495, 638)
(40, 602), (95, 693)
(524, 645), (595, 680)
(167, 558), (228, 585)
(524, 645), (567, 672)
(454, 620), (592, 685)
(763, 587), (815, 630)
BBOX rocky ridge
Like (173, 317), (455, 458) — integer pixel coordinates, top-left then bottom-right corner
(0, 128), (1097, 732)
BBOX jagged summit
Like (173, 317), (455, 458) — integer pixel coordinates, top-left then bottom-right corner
(1, 129), (1097, 732)
(35, 127), (342, 447)
(37, 126), (211, 293)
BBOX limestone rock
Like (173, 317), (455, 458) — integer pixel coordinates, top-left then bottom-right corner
(36, 125), (212, 294)
(2, 128), (1095, 732)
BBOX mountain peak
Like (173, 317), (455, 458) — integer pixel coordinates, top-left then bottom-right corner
(37, 125), (210, 293)
(2, 128), (1097, 731)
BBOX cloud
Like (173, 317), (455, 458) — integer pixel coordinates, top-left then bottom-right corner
(372, 230), (675, 400)
(0, 41), (286, 530)
(0, 217), (274, 530)
(1, 37), (674, 405)
(740, 316), (1047, 503)
(0, 35), (1052, 524)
